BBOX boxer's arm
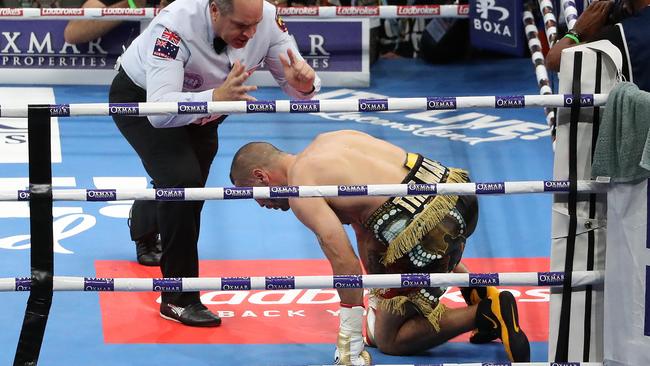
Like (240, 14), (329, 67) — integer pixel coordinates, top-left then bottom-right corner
(290, 197), (364, 306)
(351, 224), (385, 275)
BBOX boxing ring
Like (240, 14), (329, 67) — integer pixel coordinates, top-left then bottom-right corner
(2, 2), (646, 366)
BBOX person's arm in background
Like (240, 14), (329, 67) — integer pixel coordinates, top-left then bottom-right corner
(64, 0), (142, 44)
(546, 0), (613, 71)
(264, 10), (321, 99)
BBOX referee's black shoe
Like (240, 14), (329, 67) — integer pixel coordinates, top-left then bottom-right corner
(135, 234), (162, 266)
(160, 302), (222, 327)
(475, 290), (530, 362)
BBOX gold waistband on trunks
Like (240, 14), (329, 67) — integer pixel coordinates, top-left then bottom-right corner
(364, 153), (469, 265)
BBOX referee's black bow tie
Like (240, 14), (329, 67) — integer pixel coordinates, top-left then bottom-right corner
(213, 37), (226, 54)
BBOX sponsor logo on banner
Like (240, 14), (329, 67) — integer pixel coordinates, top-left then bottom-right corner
(290, 100), (320, 113)
(407, 183), (437, 195)
(40, 8), (84, 16)
(475, 182), (505, 194)
(470, 0), (523, 55)
(277, 7), (319, 16)
(549, 363), (580, 366)
(178, 102), (208, 114)
(0, 8), (23, 16)
(223, 187), (254, 199)
(84, 277), (114, 291)
(49, 104), (70, 117)
(338, 185), (368, 196)
(155, 188), (185, 201)
(270, 186), (299, 198)
(476, 0), (509, 21)
(333, 275), (362, 288)
(265, 276), (295, 290)
(108, 103), (139, 116)
(101, 8), (145, 16)
(254, 20), (362, 71)
(222, 277), (252, 291)
(563, 94), (594, 107)
(15, 277), (31, 291)
(469, 273), (499, 286)
(358, 99), (388, 112)
(246, 101), (276, 113)
(495, 95), (525, 108)
(153, 278), (182, 292)
(336, 6), (379, 16)
(482, 363), (511, 366)
(397, 5), (440, 16)
(401, 273), (430, 287)
(543, 180), (570, 192)
(86, 189), (117, 201)
(0, 21), (135, 70)
(458, 4), (469, 15)
(537, 272), (564, 286)
(427, 97), (456, 110)
(17, 190), (30, 201)
(97, 258), (551, 344)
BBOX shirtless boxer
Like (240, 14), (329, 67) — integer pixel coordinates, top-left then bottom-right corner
(229, 130), (530, 364)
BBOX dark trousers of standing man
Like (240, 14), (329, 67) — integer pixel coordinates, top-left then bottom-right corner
(109, 68), (222, 307)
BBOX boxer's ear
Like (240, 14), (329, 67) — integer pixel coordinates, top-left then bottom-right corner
(252, 168), (269, 185)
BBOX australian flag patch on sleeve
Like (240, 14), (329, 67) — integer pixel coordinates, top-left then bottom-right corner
(152, 38), (179, 60)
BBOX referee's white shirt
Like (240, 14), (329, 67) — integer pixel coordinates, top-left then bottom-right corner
(120, 0), (321, 127)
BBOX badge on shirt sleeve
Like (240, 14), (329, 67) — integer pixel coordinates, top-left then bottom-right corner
(161, 28), (181, 45)
(152, 38), (180, 60)
(276, 15), (287, 32)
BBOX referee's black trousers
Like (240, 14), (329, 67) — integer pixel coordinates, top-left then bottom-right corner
(109, 68), (221, 306)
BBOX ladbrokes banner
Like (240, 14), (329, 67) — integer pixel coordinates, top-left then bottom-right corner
(0, 18), (369, 87)
(469, 0), (524, 56)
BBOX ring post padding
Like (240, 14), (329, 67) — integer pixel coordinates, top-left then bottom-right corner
(13, 105), (54, 366)
(549, 41), (621, 362)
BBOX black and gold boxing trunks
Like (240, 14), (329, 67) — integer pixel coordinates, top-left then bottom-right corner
(364, 153), (477, 331)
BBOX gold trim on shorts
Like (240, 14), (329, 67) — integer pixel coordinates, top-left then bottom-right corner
(364, 153), (469, 265)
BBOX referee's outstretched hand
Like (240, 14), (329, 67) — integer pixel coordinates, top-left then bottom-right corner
(279, 49), (316, 94)
(212, 60), (258, 101)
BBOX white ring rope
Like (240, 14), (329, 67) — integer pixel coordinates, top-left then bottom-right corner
(561, 0), (579, 30)
(0, 271), (604, 292)
(0, 94), (608, 118)
(1, 180), (609, 202)
(539, 0), (560, 46)
(0, 5), (468, 20)
(522, 9), (556, 132)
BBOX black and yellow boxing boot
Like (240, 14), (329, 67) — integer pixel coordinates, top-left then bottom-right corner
(475, 289), (530, 362)
(460, 286), (499, 344)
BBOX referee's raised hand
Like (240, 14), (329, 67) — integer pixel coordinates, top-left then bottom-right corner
(279, 49), (316, 94)
(212, 60), (258, 101)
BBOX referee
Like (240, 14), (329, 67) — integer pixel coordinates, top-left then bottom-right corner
(109, 0), (320, 327)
